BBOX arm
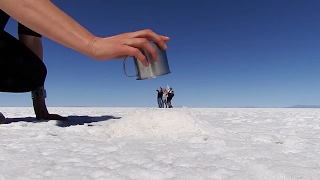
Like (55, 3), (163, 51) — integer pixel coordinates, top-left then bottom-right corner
(0, 0), (97, 57)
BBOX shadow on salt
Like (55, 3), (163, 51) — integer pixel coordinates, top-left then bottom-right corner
(56, 115), (121, 127)
(4, 115), (121, 127)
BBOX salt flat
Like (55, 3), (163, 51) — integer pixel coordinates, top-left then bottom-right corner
(0, 107), (319, 180)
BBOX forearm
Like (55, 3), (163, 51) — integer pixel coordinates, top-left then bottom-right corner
(0, 0), (97, 57)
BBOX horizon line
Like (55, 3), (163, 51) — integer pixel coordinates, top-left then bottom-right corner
(1, 105), (320, 108)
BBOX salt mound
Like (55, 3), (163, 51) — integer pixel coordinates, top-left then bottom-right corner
(104, 108), (212, 140)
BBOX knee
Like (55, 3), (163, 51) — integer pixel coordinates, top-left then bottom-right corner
(18, 23), (42, 38)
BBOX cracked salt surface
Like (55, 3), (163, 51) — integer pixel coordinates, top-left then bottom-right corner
(0, 107), (320, 179)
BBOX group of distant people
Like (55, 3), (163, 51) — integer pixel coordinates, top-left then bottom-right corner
(156, 87), (174, 108)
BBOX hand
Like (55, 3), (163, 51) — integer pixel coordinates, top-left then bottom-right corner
(90, 29), (170, 66)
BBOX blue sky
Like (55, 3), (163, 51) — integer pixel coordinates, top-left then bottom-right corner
(1, 0), (319, 107)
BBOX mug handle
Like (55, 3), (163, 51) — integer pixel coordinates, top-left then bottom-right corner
(123, 55), (137, 77)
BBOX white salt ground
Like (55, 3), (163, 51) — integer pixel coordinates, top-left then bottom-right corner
(0, 107), (320, 180)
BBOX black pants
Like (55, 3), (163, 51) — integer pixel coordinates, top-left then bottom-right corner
(0, 9), (41, 37)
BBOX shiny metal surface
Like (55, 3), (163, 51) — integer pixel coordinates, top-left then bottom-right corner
(123, 41), (171, 80)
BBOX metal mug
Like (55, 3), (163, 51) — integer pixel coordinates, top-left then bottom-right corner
(123, 41), (171, 80)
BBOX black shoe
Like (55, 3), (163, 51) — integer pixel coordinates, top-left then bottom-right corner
(0, 112), (5, 124)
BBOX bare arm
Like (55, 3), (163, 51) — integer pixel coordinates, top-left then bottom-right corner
(0, 0), (97, 57)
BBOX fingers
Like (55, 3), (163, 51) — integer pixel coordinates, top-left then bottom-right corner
(123, 45), (149, 67)
(107, 29), (169, 66)
(125, 38), (158, 63)
(160, 35), (170, 42)
(130, 29), (168, 50)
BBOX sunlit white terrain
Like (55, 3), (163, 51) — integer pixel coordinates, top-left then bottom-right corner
(0, 107), (319, 179)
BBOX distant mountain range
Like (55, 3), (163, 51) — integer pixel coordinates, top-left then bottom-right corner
(285, 105), (320, 108)
(224, 105), (320, 108)
(2, 105), (319, 108)
(236, 105), (320, 108)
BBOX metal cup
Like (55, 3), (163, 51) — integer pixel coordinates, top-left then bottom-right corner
(123, 41), (171, 80)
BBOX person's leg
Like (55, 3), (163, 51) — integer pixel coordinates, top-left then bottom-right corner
(160, 98), (164, 108)
(169, 98), (173, 108)
(17, 23), (67, 121)
(157, 98), (162, 108)
(0, 10), (10, 30)
(0, 10), (10, 123)
(0, 112), (5, 124)
(167, 98), (172, 108)
(157, 98), (161, 108)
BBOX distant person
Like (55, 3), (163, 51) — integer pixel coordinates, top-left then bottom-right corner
(167, 88), (174, 108)
(156, 87), (164, 108)
(162, 89), (168, 108)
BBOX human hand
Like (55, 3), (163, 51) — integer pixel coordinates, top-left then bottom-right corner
(90, 29), (170, 66)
